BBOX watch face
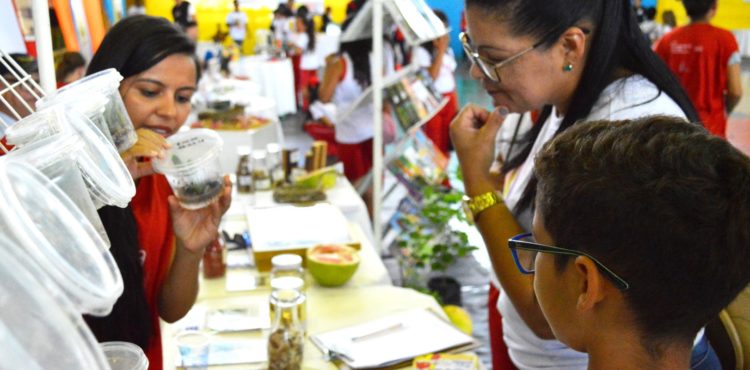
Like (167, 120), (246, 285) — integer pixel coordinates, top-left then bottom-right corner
(461, 200), (475, 225)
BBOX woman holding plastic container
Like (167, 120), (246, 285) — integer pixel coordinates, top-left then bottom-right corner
(83, 15), (232, 370)
(451, 1), (720, 370)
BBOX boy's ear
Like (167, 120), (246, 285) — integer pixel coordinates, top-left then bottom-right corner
(573, 256), (607, 311)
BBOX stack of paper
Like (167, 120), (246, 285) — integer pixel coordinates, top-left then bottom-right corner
(311, 308), (477, 369)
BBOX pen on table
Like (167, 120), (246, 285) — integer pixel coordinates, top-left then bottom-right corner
(350, 322), (405, 342)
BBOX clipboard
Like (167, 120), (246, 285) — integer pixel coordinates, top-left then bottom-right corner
(309, 308), (480, 369)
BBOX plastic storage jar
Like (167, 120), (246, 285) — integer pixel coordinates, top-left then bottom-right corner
(6, 105), (136, 208)
(100, 341), (149, 370)
(153, 128), (225, 210)
(0, 160), (123, 316)
(37, 68), (137, 152)
(0, 233), (110, 370)
(6, 132), (110, 246)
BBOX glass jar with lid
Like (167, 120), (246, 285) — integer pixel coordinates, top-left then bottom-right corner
(266, 143), (285, 187)
(270, 254), (305, 282)
(269, 276), (307, 332)
(267, 285), (304, 370)
(236, 145), (252, 193)
(251, 150), (271, 191)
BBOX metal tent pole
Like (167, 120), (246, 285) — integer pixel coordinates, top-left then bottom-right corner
(31, 0), (56, 93)
(371, 0), (384, 251)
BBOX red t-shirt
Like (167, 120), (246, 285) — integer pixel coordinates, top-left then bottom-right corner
(131, 174), (175, 370)
(655, 23), (739, 137)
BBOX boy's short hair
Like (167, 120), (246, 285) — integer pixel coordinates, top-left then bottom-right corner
(534, 116), (750, 348)
(681, 0), (716, 19)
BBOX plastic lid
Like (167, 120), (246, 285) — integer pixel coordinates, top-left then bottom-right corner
(4, 105), (68, 145)
(0, 160), (123, 316)
(0, 233), (109, 370)
(271, 254), (303, 269)
(153, 128), (223, 174)
(270, 276), (305, 291)
(47, 68), (122, 97)
(64, 108), (136, 208)
(6, 132), (83, 170)
(38, 91), (108, 118)
(100, 342), (149, 370)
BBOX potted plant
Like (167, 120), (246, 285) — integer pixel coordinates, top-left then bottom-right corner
(394, 184), (477, 304)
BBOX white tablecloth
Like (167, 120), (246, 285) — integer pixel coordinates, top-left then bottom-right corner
(229, 56), (297, 116)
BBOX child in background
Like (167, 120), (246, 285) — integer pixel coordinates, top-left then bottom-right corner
(412, 10), (457, 155)
(655, 0), (743, 138)
(525, 115), (750, 369)
(55, 51), (86, 88)
(291, 13), (319, 111)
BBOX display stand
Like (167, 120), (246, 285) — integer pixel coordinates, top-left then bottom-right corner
(340, 0), (448, 250)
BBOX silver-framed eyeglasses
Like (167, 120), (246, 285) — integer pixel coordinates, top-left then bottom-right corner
(508, 233), (631, 291)
(459, 32), (542, 83)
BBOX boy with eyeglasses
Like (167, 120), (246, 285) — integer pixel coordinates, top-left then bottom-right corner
(512, 115), (750, 369)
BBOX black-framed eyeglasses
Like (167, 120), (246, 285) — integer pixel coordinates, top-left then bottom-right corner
(508, 233), (630, 290)
(459, 32), (542, 83)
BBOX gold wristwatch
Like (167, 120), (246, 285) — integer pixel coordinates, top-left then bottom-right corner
(462, 191), (504, 224)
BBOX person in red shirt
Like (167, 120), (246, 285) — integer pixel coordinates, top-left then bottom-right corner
(83, 16), (232, 370)
(655, 0), (743, 138)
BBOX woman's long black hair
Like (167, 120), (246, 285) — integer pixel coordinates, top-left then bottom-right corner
(466, 0), (699, 212)
(84, 15), (198, 351)
(88, 15), (199, 79)
(296, 13), (316, 52)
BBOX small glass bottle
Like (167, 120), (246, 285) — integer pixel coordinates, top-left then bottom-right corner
(236, 146), (253, 194)
(269, 276), (306, 332)
(266, 143), (285, 188)
(267, 287), (304, 370)
(251, 150), (272, 191)
(202, 239), (225, 279)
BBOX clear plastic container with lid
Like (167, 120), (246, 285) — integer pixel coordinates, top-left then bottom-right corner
(100, 341), (149, 370)
(6, 132), (110, 246)
(5, 105), (136, 209)
(152, 128), (225, 210)
(0, 160), (123, 316)
(0, 234), (110, 370)
(37, 68), (137, 152)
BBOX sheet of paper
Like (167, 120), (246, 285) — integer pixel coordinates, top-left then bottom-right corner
(311, 308), (475, 369)
(247, 203), (353, 251)
(206, 304), (271, 332)
(177, 339), (267, 366)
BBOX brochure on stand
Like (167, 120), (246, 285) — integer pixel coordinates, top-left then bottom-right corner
(310, 308), (478, 369)
(340, 0), (447, 45)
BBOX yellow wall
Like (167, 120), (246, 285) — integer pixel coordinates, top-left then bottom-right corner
(144, 0), (350, 53)
(657, 0), (750, 29)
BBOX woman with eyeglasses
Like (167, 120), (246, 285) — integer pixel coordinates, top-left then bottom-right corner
(449, 1), (718, 369)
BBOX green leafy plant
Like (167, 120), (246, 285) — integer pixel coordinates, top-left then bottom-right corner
(396, 184), (477, 288)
